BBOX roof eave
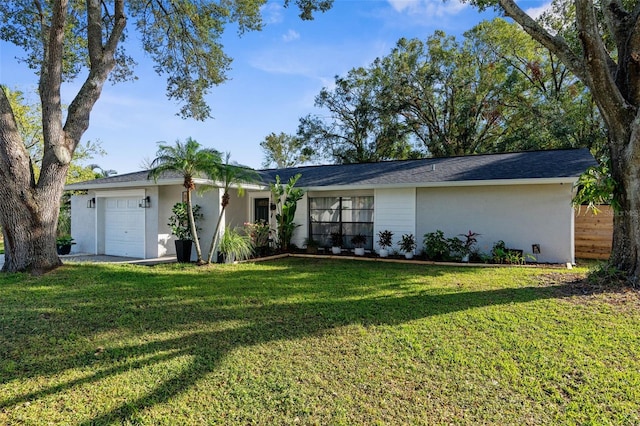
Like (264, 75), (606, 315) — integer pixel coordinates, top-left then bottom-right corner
(300, 177), (579, 192)
(65, 178), (269, 192)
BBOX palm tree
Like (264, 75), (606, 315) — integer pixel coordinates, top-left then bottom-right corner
(206, 153), (259, 263)
(88, 164), (118, 178)
(148, 138), (221, 264)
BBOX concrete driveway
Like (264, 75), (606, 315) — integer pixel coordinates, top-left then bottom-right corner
(0, 253), (175, 268)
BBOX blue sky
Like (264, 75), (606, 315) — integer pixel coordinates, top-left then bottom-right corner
(0, 0), (547, 174)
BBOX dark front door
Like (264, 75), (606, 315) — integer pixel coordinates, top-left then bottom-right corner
(254, 198), (270, 223)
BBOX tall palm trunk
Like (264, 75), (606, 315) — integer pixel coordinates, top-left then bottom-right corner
(207, 191), (230, 263)
(186, 189), (204, 264)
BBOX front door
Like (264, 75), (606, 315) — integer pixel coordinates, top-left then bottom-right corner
(254, 198), (270, 223)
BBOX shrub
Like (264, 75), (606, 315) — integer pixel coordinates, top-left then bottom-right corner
(423, 230), (449, 260)
(220, 227), (254, 262)
(447, 237), (465, 260)
(492, 240), (507, 264)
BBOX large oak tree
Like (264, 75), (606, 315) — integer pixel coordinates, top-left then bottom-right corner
(0, 0), (331, 273)
(474, 0), (640, 283)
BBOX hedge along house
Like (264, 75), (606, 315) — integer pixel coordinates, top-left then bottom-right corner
(66, 148), (596, 264)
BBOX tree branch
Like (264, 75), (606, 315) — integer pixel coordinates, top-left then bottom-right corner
(62, 0), (126, 147)
(87, 0), (104, 65)
(575, 0), (633, 132)
(498, 0), (587, 82)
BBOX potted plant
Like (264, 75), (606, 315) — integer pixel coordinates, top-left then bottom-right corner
(168, 202), (202, 263)
(459, 230), (481, 262)
(304, 237), (320, 254)
(350, 233), (367, 256)
(330, 231), (343, 255)
(399, 233), (417, 259)
(377, 230), (393, 258)
(56, 235), (75, 255)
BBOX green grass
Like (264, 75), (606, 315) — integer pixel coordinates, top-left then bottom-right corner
(0, 239), (4, 254)
(1, 258), (639, 425)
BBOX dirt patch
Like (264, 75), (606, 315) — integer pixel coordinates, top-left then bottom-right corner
(539, 272), (640, 309)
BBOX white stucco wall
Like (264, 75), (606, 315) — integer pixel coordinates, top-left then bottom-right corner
(70, 194), (96, 254)
(145, 187), (159, 258)
(291, 193), (309, 249)
(373, 188), (417, 254)
(158, 186), (220, 261)
(415, 183), (575, 263)
(226, 190), (249, 230)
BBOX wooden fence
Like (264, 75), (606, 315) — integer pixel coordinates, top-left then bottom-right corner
(574, 205), (613, 260)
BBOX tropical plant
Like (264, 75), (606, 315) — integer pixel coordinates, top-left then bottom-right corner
(459, 230), (481, 254)
(270, 174), (305, 251)
(492, 240), (508, 264)
(399, 233), (417, 253)
(55, 235), (75, 255)
(446, 237), (466, 260)
(219, 227), (254, 263)
(377, 229), (393, 257)
(572, 160), (619, 213)
(377, 230), (394, 249)
(167, 203), (202, 241)
(330, 231), (343, 248)
(148, 138), (221, 264)
(423, 230), (449, 260)
(350, 234), (367, 248)
(244, 220), (271, 250)
(88, 164), (117, 178)
(55, 235), (75, 247)
(206, 153), (259, 263)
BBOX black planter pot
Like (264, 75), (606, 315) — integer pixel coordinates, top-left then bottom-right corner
(175, 240), (193, 263)
(56, 244), (72, 255)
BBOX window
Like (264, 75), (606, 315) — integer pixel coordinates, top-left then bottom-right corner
(309, 196), (374, 249)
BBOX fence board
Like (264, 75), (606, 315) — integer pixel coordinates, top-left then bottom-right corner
(574, 206), (613, 260)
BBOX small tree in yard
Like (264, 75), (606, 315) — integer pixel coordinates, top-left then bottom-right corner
(148, 138), (221, 265)
(270, 174), (305, 251)
(206, 153), (259, 264)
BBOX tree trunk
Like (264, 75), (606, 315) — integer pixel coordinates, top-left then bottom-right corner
(0, 164), (68, 274)
(207, 203), (227, 264)
(185, 189), (204, 264)
(609, 123), (640, 285)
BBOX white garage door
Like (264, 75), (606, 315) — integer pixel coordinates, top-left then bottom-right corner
(104, 197), (145, 258)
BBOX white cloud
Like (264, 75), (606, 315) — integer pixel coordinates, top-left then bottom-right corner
(525, 1), (552, 19)
(261, 2), (284, 24)
(282, 29), (300, 42)
(387, 0), (466, 17)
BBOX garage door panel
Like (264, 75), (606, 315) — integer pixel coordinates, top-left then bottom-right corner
(104, 197), (145, 258)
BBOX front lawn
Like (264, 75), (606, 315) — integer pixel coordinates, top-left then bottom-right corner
(1, 259), (638, 424)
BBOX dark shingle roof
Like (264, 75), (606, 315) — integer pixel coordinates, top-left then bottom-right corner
(67, 149), (596, 190)
(258, 148), (596, 188)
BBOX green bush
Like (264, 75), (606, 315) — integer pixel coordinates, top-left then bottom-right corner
(220, 227), (254, 263)
(423, 230), (449, 260)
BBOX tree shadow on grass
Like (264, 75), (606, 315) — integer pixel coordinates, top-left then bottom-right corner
(0, 261), (586, 424)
